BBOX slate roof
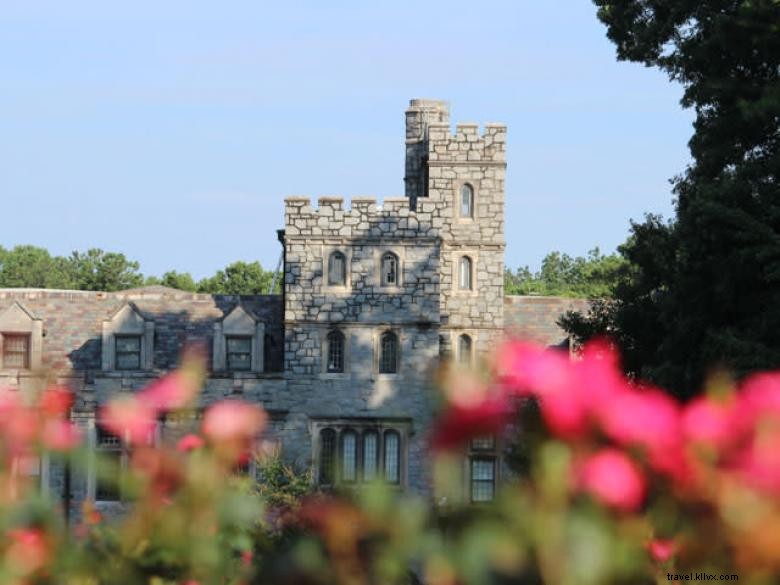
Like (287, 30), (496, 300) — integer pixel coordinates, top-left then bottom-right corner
(0, 287), (283, 372)
(504, 295), (590, 347)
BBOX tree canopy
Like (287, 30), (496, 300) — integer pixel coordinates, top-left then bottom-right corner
(565, 1), (780, 398)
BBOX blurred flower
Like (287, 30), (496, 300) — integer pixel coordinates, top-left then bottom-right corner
(39, 386), (73, 419)
(577, 448), (646, 511)
(139, 372), (196, 411)
(41, 419), (81, 451)
(683, 395), (742, 452)
(177, 433), (205, 452)
(647, 538), (677, 563)
(5, 528), (50, 576)
(99, 396), (157, 445)
(431, 394), (510, 451)
(202, 400), (267, 444)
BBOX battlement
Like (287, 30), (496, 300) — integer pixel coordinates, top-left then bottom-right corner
(426, 122), (506, 164)
(284, 195), (439, 240)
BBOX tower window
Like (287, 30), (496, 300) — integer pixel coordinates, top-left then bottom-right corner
(379, 331), (399, 374)
(362, 431), (379, 481)
(319, 428), (336, 485)
(459, 256), (473, 290)
(326, 330), (345, 373)
(458, 334), (473, 367)
(384, 430), (400, 483)
(381, 252), (399, 286)
(328, 252), (347, 286)
(341, 430), (357, 482)
(460, 183), (474, 218)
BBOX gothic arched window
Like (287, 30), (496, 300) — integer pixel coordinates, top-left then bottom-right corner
(381, 252), (399, 286)
(319, 429), (336, 485)
(460, 183), (474, 218)
(458, 334), (473, 367)
(328, 251), (347, 286)
(326, 330), (345, 373)
(379, 331), (398, 374)
(459, 256), (473, 290)
(384, 430), (400, 484)
(362, 430), (379, 481)
(341, 429), (357, 482)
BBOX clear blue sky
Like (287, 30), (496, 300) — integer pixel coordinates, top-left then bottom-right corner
(0, 0), (693, 280)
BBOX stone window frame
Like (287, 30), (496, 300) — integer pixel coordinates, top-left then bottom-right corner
(101, 304), (154, 372)
(322, 245), (353, 293)
(453, 179), (479, 222)
(375, 328), (401, 376)
(321, 327), (349, 376)
(311, 418), (411, 489)
(452, 250), (479, 297)
(466, 435), (500, 503)
(0, 301), (43, 372)
(454, 331), (476, 368)
(87, 417), (161, 506)
(212, 304), (265, 374)
(374, 247), (405, 291)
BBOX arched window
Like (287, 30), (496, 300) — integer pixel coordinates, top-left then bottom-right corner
(459, 256), (473, 290)
(362, 430), (379, 481)
(384, 430), (400, 483)
(381, 252), (399, 286)
(319, 429), (336, 485)
(328, 251), (346, 286)
(460, 183), (474, 218)
(458, 334), (473, 367)
(341, 429), (357, 482)
(379, 331), (398, 374)
(326, 330), (345, 373)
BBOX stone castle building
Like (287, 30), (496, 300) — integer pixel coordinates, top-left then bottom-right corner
(0, 99), (586, 511)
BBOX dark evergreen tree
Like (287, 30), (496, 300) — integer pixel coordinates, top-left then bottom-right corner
(566, 1), (780, 398)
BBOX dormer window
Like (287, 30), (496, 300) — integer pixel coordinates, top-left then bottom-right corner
(114, 335), (141, 371)
(460, 183), (474, 218)
(381, 252), (399, 286)
(226, 336), (252, 371)
(328, 252), (347, 286)
(2, 334), (30, 369)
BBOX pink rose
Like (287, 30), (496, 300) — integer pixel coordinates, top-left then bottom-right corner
(176, 433), (205, 452)
(202, 401), (267, 444)
(577, 448), (646, 511)
(99, 396), (157, 445)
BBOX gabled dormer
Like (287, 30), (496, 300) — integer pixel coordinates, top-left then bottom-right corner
(101, 303), (154, 371)
(213, 304), (265, 373)
(0, 301), (43, 371)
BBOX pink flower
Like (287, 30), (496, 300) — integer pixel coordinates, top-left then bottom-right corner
(496, 341), (573, 397)
(5, 528), (49, 574)
(577, 448), (646, 511)
(431, 395), (510, 451)
(598, 386), (681, 454)
(139, 372), (195, 411)
(647, 538), (677, 563)
(202, 401), (267, 444)
(729, 424), (780, 494)
(41, 419), (81, 451)
(538, 390), (589, 438)
(39, 386), (73, 419)
(99, 396), (157, 445)
(682, 396), (742, 451)
(176, 433), (205, 452)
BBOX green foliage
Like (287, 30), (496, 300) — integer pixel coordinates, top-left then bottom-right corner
(197, 261), (280, 295)
(159, 271), (198, 292)
(68, 248), (145, 292)
(0, 245), (75, 289)
(566, 1), (780, 397)
(254, 456), (313, 510)
(504, 248), (625, 298)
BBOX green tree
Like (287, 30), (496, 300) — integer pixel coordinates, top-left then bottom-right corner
(197, 261), (279, 295)
(504, 248), (625, 298)
(157, 271), (198, 292)
(566, 1), (780, 398)
(68, 248), (144, 292)
(0, 245), (74, 289)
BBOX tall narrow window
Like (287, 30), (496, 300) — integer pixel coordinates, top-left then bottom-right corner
(459, 256), (473, 290)
(470, 458), (496, 502)
(2, 334), (30, 369)
(384, 430), (400, 483)
(115, 335), (141, 371)
(460, 183), (474, 218)
(226, 336), (252, 371)
(381, 252), (399, 286)
(319, 429), (336, 485)
(341, 430), (357, 482)
(95, 427), (122, 502)
(328, 252), (347, 286)
(362, 431), (379, 481)
(458, 334), (473, 367)
(379, 331), (398, 374)
(326, 330), (345, 373)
